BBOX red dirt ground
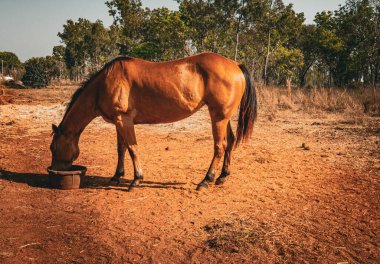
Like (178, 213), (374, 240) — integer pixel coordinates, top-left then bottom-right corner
(0, 87), (379, 263)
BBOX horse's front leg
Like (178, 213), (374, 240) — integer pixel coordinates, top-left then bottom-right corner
(116, 114), (143, 191)
(110, 130), (127, 185)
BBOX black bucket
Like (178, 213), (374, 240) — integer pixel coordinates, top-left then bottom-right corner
(47, 165), (87, 190)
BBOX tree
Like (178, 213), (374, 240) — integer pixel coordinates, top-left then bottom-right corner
(177, 0), (239, 55)
(22, 56), (59, 87)
(270, 46), (304, 95)
(263, 1), (304, 84)
(49, 0), (379, 88)
(58, 18), (92, 81)
(335, 0), (380, 86)
(105, 1), (192, 60)
(0, 51), (23, 80)
(297, 24), (319, 86)
(137, 8), (187, 60)
(52, 45), (67, 81)
(85, 20), (119, 71)
(307, 0), (379, 87)
(313, 11), (345, 86)
(106, 0), (145, 54)
(238, 0), (304, 84)
(58, 18), (120, 80)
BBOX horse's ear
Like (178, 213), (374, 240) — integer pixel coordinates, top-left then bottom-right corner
(52, 124), (59, 135)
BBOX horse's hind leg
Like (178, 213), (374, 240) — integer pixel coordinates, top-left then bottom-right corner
(110, 130), (127, 185)
(215, 121), (235, 185)
(196, 117), (228, 191)
(116, 115), (143, 191)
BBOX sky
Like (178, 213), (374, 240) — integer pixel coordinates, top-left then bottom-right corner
(0, 0), (345, 62)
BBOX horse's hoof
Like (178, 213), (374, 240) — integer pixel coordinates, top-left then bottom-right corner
(215, 177), (227, 186)
(128, 178), (142, 191)
(196, 182), (209, 191)
(110, 177), (121, 185)
(128, 184), (140, 192)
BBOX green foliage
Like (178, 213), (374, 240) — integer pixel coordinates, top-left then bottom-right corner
(0, 51), (22, 70)
(52, 45), (65, 60)
(236, 0), (305, 83)
(32, 0), (378, 87)
(52, 45), (68, 80)
(315, 12), (344, 60)
(58, 19), (119, 80)
(140, 8), (187, 60)
(22, 56), (59, 87)
(271, 46), (304, 82)
(58, 18), (91, 80)
(0, 51), (23, 80)
(334, 0), (380, 85)
(178, 0), (238, 55)
(309, 0), (380, 87)
(296, 25), (319, 86)
(105, 0), (145, 54)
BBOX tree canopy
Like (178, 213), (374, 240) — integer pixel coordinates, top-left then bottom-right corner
(53, 0), (380, 87)
(0, 51), (23, 80)
(22, 56), (59, 87)
(6, 0), (380, 88)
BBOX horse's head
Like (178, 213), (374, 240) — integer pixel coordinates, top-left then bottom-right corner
(50, 124), (80, 170)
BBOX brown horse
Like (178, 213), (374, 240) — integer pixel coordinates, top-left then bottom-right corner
(50, 52), (257, 191)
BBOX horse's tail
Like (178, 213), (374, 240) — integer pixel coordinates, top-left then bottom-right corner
(235, 64), (257, 148)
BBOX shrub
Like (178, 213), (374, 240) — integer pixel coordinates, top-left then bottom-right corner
(22, 56), (59, 87)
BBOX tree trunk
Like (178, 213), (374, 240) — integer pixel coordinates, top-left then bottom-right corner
(251, 58), (256, 81)
(234, 27), (240, 61)
(234, 5), (243, 61)
(328, 65), (333, 87)
(264, 30), (271, 86)
(286, 77), (292, 102)
(300, 61), (315, 87)
(372, 63), (378, 88)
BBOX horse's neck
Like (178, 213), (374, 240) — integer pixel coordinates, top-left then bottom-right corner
(61, 86), (99, 136)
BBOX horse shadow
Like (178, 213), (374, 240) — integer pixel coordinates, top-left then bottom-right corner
(0, 169), (188, 191)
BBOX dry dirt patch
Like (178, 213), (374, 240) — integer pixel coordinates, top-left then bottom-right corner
(0, 87), (379, 263)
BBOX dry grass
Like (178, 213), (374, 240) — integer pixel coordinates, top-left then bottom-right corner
(2, 83), (379, 117)
(203, 218), (330, 263)
(258, 86), (380, 118)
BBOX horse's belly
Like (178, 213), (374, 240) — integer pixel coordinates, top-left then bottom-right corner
(132, 72), (205, 124)
(134, 100), (205, 124)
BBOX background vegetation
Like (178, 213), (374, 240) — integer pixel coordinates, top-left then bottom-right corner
(0, 0), (379, 90)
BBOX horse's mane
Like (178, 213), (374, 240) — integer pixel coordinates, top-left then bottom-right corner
(59, 56), (132, 127)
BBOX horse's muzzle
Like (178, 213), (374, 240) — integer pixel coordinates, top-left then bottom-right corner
(51, 160), (72, 171)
